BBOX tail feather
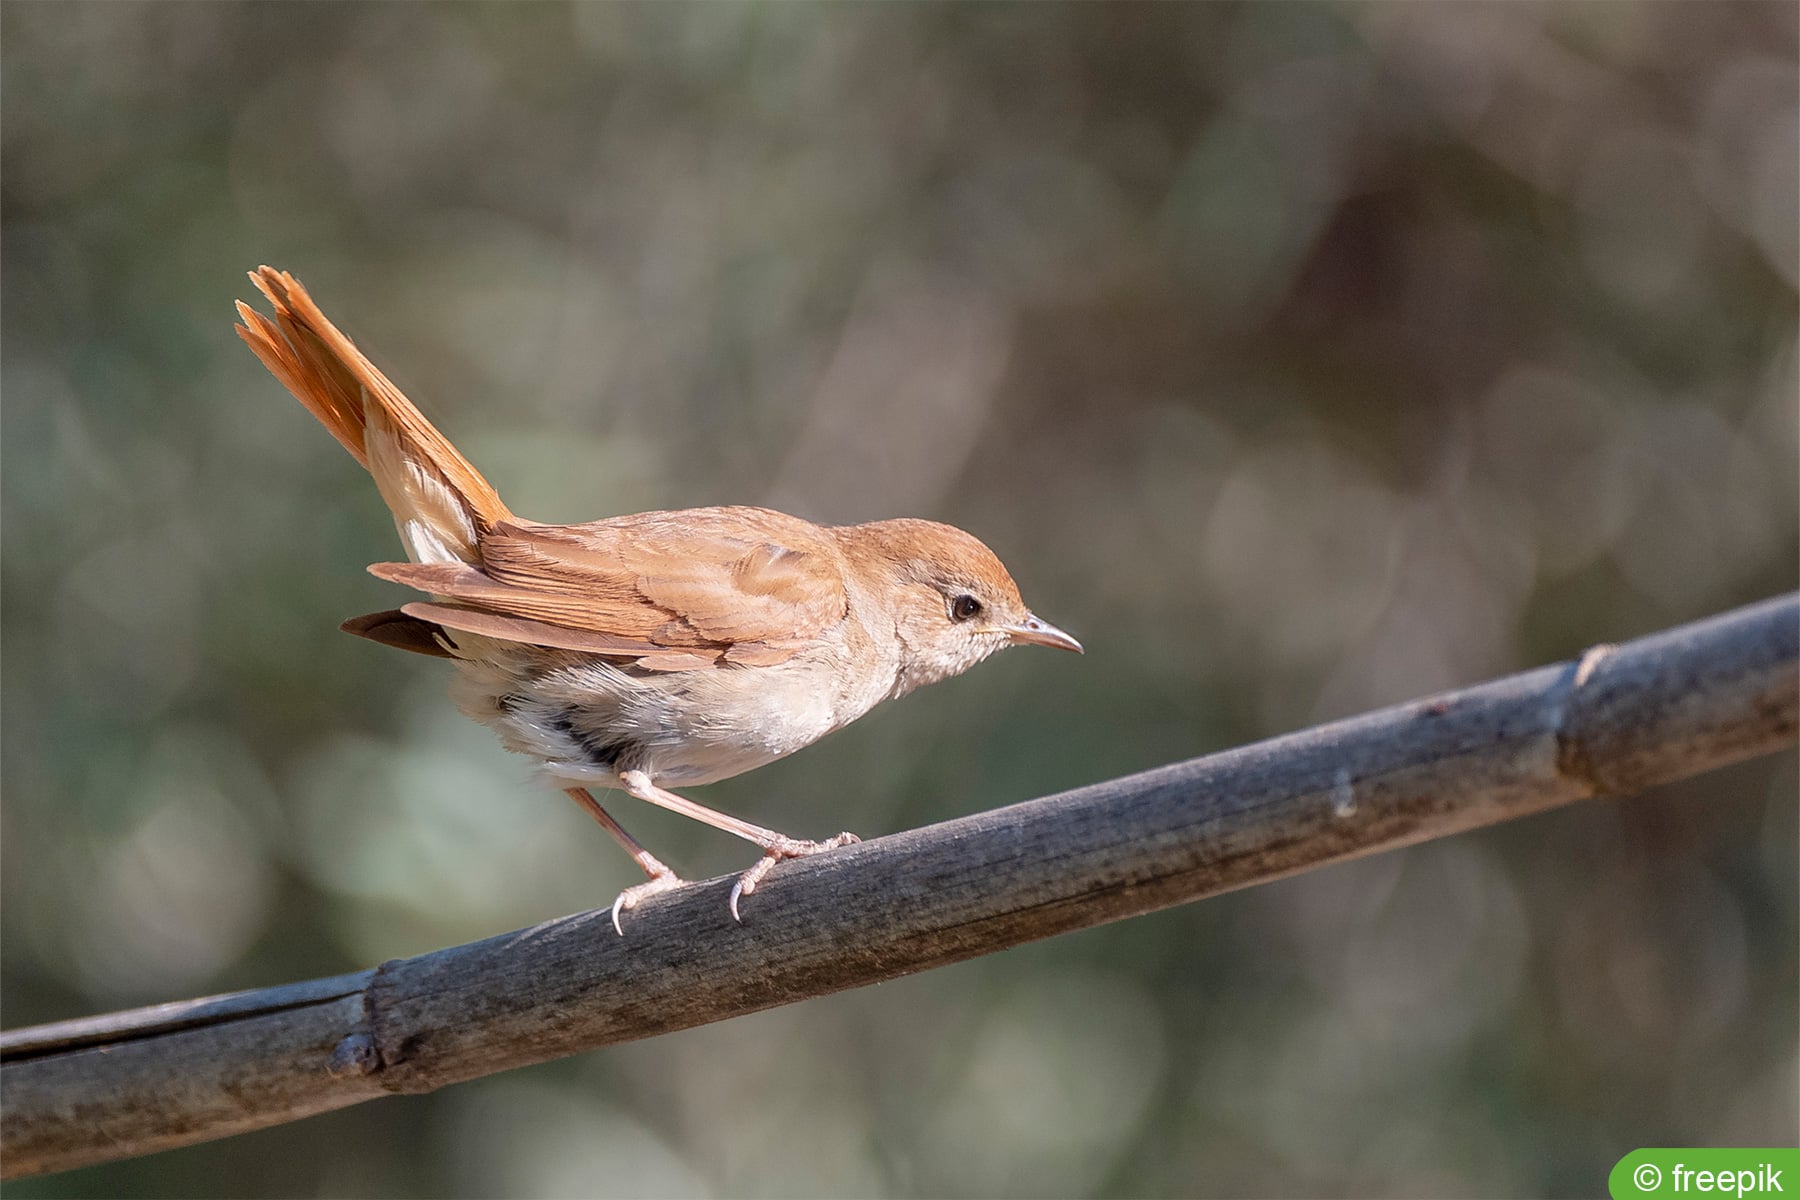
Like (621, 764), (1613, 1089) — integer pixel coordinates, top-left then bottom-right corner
(236, 267), (511, 564)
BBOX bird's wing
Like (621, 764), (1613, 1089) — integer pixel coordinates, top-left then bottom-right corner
(368, 507), (849, 669)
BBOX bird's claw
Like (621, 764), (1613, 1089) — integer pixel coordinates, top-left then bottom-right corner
(608, 870), (689, 935)
(729, 832), (860, 923)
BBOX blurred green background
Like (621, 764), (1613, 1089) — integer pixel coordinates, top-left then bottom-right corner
(3, 3), (1795, 1196)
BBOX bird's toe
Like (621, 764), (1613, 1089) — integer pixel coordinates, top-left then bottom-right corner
(609, 870), (689, 935)
(728, 832), (861, 923)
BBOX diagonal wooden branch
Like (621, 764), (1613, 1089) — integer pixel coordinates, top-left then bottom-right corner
(4, 593), (1796, 1180)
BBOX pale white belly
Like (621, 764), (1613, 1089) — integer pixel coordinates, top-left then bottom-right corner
(438, 633), (894, 788)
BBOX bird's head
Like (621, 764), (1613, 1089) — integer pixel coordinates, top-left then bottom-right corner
(840, 518), (1082, 697)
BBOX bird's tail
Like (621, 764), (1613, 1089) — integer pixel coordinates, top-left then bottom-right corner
(235, 266), (510, 565)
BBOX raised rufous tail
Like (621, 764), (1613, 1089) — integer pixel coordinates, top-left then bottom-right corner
(235, 266), (510, 565)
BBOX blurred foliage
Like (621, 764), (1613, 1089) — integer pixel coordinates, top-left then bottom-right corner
(3, 2), (1796, 1196)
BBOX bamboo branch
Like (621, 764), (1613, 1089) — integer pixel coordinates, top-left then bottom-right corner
(4, 593), (1796, 1180)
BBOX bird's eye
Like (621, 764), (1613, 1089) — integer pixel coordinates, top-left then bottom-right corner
(950, 594), (983, 622)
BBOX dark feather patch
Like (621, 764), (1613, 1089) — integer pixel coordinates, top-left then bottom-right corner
(340, 609), (456, 658)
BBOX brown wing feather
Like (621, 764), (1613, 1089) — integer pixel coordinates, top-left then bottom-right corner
(399, 602), (724, 665)
(339, 609), (456, 658)
(362, 507), (848, 669)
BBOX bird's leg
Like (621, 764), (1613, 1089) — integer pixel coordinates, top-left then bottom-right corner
(562, 787), (688, 934)
(615, 770), (859, 922)
(563, 786), (678, 877)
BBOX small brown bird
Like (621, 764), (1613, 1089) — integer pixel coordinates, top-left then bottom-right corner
(236, 267), (1080, 929)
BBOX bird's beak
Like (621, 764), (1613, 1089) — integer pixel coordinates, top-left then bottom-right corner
(1003, 613), (1084, 654)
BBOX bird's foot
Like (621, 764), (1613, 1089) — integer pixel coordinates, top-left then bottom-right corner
(610, 868), (690, 936)
(729, 832), (860, 923)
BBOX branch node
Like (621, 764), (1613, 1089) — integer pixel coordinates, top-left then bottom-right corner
(326, 1033), (379, 1079)
(361, 958), (410, 1087)
(1555, 641), (1618, 795)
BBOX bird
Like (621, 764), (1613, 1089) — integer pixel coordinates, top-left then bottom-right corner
(235, 266), (1081, 931)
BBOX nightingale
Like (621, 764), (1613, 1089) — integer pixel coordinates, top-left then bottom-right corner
(236, 267), (1081, 930)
